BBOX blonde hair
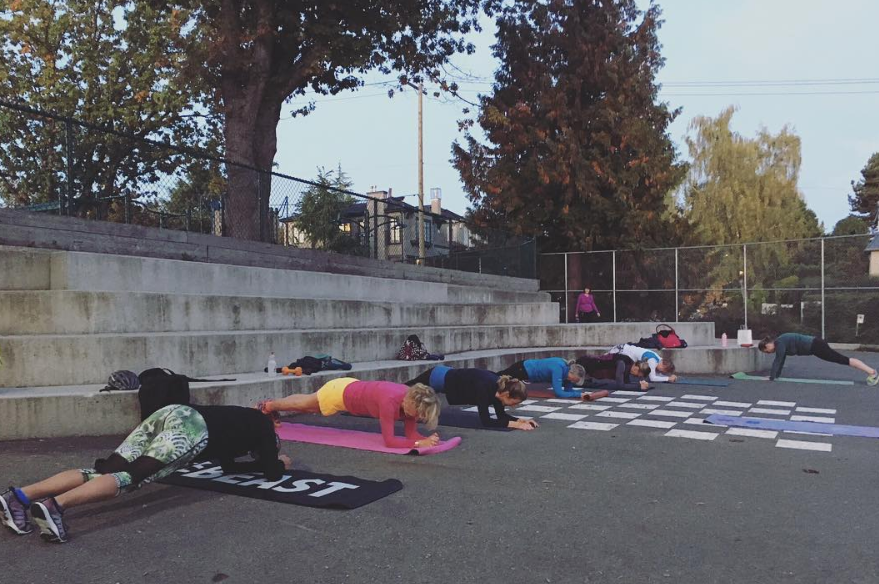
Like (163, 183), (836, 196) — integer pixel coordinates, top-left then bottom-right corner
(634, 360), (651, 378)
(565, 362), (587, 385)
(660, 359), (675, 374)
(497, 375), (527, 401)
(406, 383), (441, 430)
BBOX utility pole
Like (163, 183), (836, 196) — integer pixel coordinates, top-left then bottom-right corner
(417, 81), (425, 264)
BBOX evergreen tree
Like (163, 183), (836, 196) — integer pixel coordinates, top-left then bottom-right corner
(849, 152), (879, 222)
(294, 166), (359, 253)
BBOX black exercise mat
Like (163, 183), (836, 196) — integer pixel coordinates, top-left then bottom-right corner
(160, 460), (403, 509)
(437, 408), (512, 431)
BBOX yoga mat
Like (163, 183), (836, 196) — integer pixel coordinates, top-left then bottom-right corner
(706, 414), (879, 438)
(675, 378), (730, 387)
(160, 460), (402, 509)
(437, 408), (512, 431)
(730, 372), (854, 386)
(277, 422), (462, 455)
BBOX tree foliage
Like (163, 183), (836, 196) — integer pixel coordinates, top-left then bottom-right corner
(849, 152), (879, 221)
(0, 0), (217, 212)
(453, 0), (685, 253)
(831, 214), (870, 236)
(294, 165), (359, 253)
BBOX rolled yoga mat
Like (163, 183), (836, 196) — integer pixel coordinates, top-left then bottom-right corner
(675, 378), (730, 387)
(277, 422), (462, 455)
(706, 414), (879, 438)
(730, 372), (854, 386)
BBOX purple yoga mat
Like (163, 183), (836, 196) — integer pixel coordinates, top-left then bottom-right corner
(706, 415), (879, 438)
(277, 422), (462, 455)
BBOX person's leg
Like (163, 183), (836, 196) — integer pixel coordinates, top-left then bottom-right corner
(263, 392), (320, 414)
(849, 357), (877, 376)
(20, 470), (88, 501)
(497, 360), (529, 380)
(406, 368), (434, 386)
(54, 474), (120, 509)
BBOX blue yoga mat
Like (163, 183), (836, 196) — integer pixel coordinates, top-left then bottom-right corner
(675, 378), (730, 387)
(705, 414), (879, 438)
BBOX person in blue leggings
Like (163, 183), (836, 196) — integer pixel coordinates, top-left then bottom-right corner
(496, 358), (587, 399)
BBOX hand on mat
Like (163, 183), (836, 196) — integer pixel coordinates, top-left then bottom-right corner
(639, 380), (649, 391)
(668, 374), (678, 383)
(415, 434), (440, 448)
(279, 454), (293, 469)
(510, 419), (537, 431)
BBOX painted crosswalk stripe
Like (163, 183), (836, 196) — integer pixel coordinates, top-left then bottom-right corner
(784, 430), (833, 437)
(684, 417), (712, 426)
(541, 412), (588, 421)
(776, 439), (832, 452)
(795, 407), (837, 415)
(700, 408), (743, 416)
(597, 397), (631, 403)
(665, 429), (718, 441)
(726, 428), (778, 439)
(681, 395), (717, 401)
(516, 405), (563, 413)
(749, 408), (791, 416)
(628, 419), (677, 429)
(637, 395), (675, 402)
(758, 400), (796, 407)
(714, 401), (751, 408)
(568, 421), (618, 431)
(617, 402), (661, 410)
(544, 398), (578, 404)
(790, 415), (835, 424)
(612, 391), (645, 396)
(649, 409), (692, 418)
(519, 400), (540, 405)
(666, 401), (704, 409)
(596, 411), (641, 419)
(568, 403), (612, 411)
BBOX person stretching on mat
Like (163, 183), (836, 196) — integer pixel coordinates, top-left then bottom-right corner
(258, 378), (443, 448)
(576, 354), (652, 392)
(608, 343), (677, 383)
(758, 333), (879, 384)
(1, 390), (290, 543)
(495, 358), (587, 399)
(406, 366), (536, 430)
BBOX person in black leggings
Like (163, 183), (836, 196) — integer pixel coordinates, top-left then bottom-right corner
(759, 333), (878, 384)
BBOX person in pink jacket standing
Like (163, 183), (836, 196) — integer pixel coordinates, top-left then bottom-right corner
(575, 287), (601, 323)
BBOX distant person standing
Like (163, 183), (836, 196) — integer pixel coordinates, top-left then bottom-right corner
(575, 287), (601, 323)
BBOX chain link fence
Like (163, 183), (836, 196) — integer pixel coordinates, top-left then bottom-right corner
(0, 100), (535, 279)
(539, 234), (879, 344)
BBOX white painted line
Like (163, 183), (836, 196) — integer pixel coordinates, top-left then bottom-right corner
(758, 400), (796, 407)
(616, 402), (661, 410)
(784, 430), (833, 437)
(544, 398), (578, 404)
(714, 401), (751, 408)
(516, 405), (563, 413)
(568, 421), (618, 431)
(790, 415), (835, 424)
(541, 412), (588, 421)
(665, 429), (718, 441)
(776, 439), (832, 452)
(636, 395), (675, 402)
(726, 427), (778, 439)
(681, 394), (717, 401)
(612, 390), (644, 396)
(684, 417), (720, 426)
(649, 409), (692, 418)
(628, 419), (678, 429)
(749, 408), (791, 416)
(519, 400), (539, 405)
(596, 411), (642, 419)
(568, 403), (612, 411)
(700, 408), (743, 416)
(795, 407), (837, 415)
(666, 401), (704, 409)
(597, 397), (631, 403)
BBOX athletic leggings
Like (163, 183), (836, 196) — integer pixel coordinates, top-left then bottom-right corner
(80, 404), (208, 494)
(811, 338), (850, 366)
(406, 368), (435, 387)
(496, 360), (530, 381)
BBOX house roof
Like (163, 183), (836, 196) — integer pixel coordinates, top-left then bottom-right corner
(341, 195), (465, 222)
(865, 234), (879, 252)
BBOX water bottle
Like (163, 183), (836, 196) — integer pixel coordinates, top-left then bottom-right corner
(721, 333), (728, 348)
(267, 352), (277, 377)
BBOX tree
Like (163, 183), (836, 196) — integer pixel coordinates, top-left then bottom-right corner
(293, 166), (359, 253)
(452, 0), (685, 253)
(832, 215), (870, 236)
(156, 0), (493, 241)
(849, 152), (879, 221)
(0, 0), (216, 213)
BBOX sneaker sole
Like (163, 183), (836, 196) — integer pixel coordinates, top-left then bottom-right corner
(0, 494), (32, 535)
(31, 503), (66, 543)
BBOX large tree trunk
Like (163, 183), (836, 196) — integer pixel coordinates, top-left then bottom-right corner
(223, 109), (262, 241)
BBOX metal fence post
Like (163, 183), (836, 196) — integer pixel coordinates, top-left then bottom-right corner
(743, 243), (748, 330)
(563, 252), (569, 323)
(612, 250), (617, 323)
(674, 247), (679, 323)
(821, 237), (826, 338)
(257, 172), (265, 242)
(64, 119), (74, 215)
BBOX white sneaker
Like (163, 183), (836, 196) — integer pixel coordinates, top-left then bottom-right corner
(867, 373), (879, 386)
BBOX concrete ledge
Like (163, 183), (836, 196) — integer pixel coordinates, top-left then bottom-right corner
(0, 291), (559, 335)
(0, 344), (764, 440)
(0, 322), (715, 387)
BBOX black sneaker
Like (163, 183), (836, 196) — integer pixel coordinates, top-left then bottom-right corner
(0, 488), (33, 535)
(31, 498), (68, 543)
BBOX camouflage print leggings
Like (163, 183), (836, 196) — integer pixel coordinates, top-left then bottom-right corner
(80, 404), (208, 494)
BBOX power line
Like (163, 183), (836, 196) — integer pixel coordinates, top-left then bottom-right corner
(662, 89), (879, 97)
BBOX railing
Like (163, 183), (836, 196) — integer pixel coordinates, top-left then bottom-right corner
(539, 234), (879, 344)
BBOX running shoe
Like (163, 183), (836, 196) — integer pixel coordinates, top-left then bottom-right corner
(31, 498), (68, 543)
(867, 372), (879, 386)
(0, 487), (33, 535)
(256, 399), (281, 427)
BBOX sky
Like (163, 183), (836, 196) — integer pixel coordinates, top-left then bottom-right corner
(273, 0), (879, 233)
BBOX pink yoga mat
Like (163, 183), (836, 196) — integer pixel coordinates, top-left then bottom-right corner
(277, 423), (462, 456)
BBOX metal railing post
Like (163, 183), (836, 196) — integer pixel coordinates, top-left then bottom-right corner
(64, 119), (74, 215)
(612, 250), (617, 323)
(743, 244), (748, 330)
(821, 238), (826, 338)
(563, 252), (569, 323)
(674, 247), (679, 323)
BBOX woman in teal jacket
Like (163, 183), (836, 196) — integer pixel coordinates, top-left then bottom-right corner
(496, 358), (587, 398)
(758, 333), (878, 384)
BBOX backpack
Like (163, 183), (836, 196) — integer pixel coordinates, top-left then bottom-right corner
(100, 370), (141, 392)
(656, 324), (685, 349)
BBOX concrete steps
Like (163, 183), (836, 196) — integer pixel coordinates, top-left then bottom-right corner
(0, 291), (559, 335)
(0, 344), (768, 440)
(0, 322), (716, 387)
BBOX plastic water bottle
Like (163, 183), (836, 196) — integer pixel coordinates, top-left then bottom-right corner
(267, 352), (277, 377)
(721, 333), (728, 348)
